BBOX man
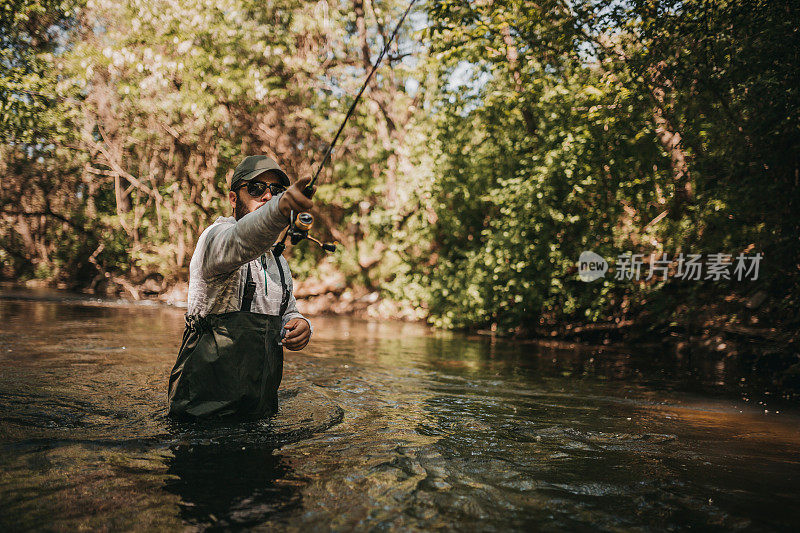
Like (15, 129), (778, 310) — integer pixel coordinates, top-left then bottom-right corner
(168, 155), (314, 419)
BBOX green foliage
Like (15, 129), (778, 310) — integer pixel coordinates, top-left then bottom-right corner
(1, 0), (431, 299)
(1, 0), (798, 336)
(0, 0), (84, 142)
(422, 0), (800, 332)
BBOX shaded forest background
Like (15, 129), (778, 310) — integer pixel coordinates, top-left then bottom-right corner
(2, 0), (799, 350)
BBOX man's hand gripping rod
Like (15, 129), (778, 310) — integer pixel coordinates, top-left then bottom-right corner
(273, 0), (418, 257)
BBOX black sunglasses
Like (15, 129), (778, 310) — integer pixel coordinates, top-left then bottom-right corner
(239, 181), (286, 198)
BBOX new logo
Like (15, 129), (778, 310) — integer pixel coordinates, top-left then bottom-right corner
(578, 251), (608, 282)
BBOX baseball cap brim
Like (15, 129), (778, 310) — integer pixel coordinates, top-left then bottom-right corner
(233, 168), (290, 189)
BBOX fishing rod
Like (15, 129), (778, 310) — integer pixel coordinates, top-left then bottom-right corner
(274, 0), (419, 257)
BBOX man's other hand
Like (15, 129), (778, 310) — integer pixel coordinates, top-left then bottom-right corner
(282, 318), (311, 350)
(278, 177), (315, 218)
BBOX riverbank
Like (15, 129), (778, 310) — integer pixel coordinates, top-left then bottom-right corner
(1, 278), (427, 321)
(4, 279), (797, 400)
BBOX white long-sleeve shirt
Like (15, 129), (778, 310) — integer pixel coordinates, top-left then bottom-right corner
(186, 194), (308, 330)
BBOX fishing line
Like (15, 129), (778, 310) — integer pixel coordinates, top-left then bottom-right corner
(307, 0), (420, 190)
(276, 0), (420, 255)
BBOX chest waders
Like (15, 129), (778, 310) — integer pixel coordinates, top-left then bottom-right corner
(168, 253), (291, 419)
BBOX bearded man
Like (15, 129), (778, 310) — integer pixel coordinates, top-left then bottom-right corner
(168, 155), (314, 419)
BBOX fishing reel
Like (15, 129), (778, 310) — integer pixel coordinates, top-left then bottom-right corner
(273, 210), (336, 257)
(289, 211), (336, 251)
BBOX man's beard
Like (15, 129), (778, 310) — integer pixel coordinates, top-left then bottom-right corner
(234, 193), (249, 221)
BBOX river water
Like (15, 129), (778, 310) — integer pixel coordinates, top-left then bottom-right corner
(1, 292), (798, 531)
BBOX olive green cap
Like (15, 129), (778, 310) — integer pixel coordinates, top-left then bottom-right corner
(229, 155), (290, 190)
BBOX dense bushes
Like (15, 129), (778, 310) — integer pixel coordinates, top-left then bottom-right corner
(2, 0), (798, 334)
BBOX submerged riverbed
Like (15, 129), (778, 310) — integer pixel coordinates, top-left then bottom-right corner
(1, 292), (799, 531)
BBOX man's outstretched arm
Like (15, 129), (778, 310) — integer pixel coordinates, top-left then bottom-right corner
(202, 177), (314, 278)
(202, 196), (287, 278)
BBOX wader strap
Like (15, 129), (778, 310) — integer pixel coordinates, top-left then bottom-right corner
(272, 249), (290, 317)
(241, 263), (256, 312)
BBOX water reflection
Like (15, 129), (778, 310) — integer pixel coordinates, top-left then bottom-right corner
(2, 295), (800, 530)
(164, 444), (303, 528)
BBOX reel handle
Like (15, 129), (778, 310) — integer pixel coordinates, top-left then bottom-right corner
(286, 210), (336, 253)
